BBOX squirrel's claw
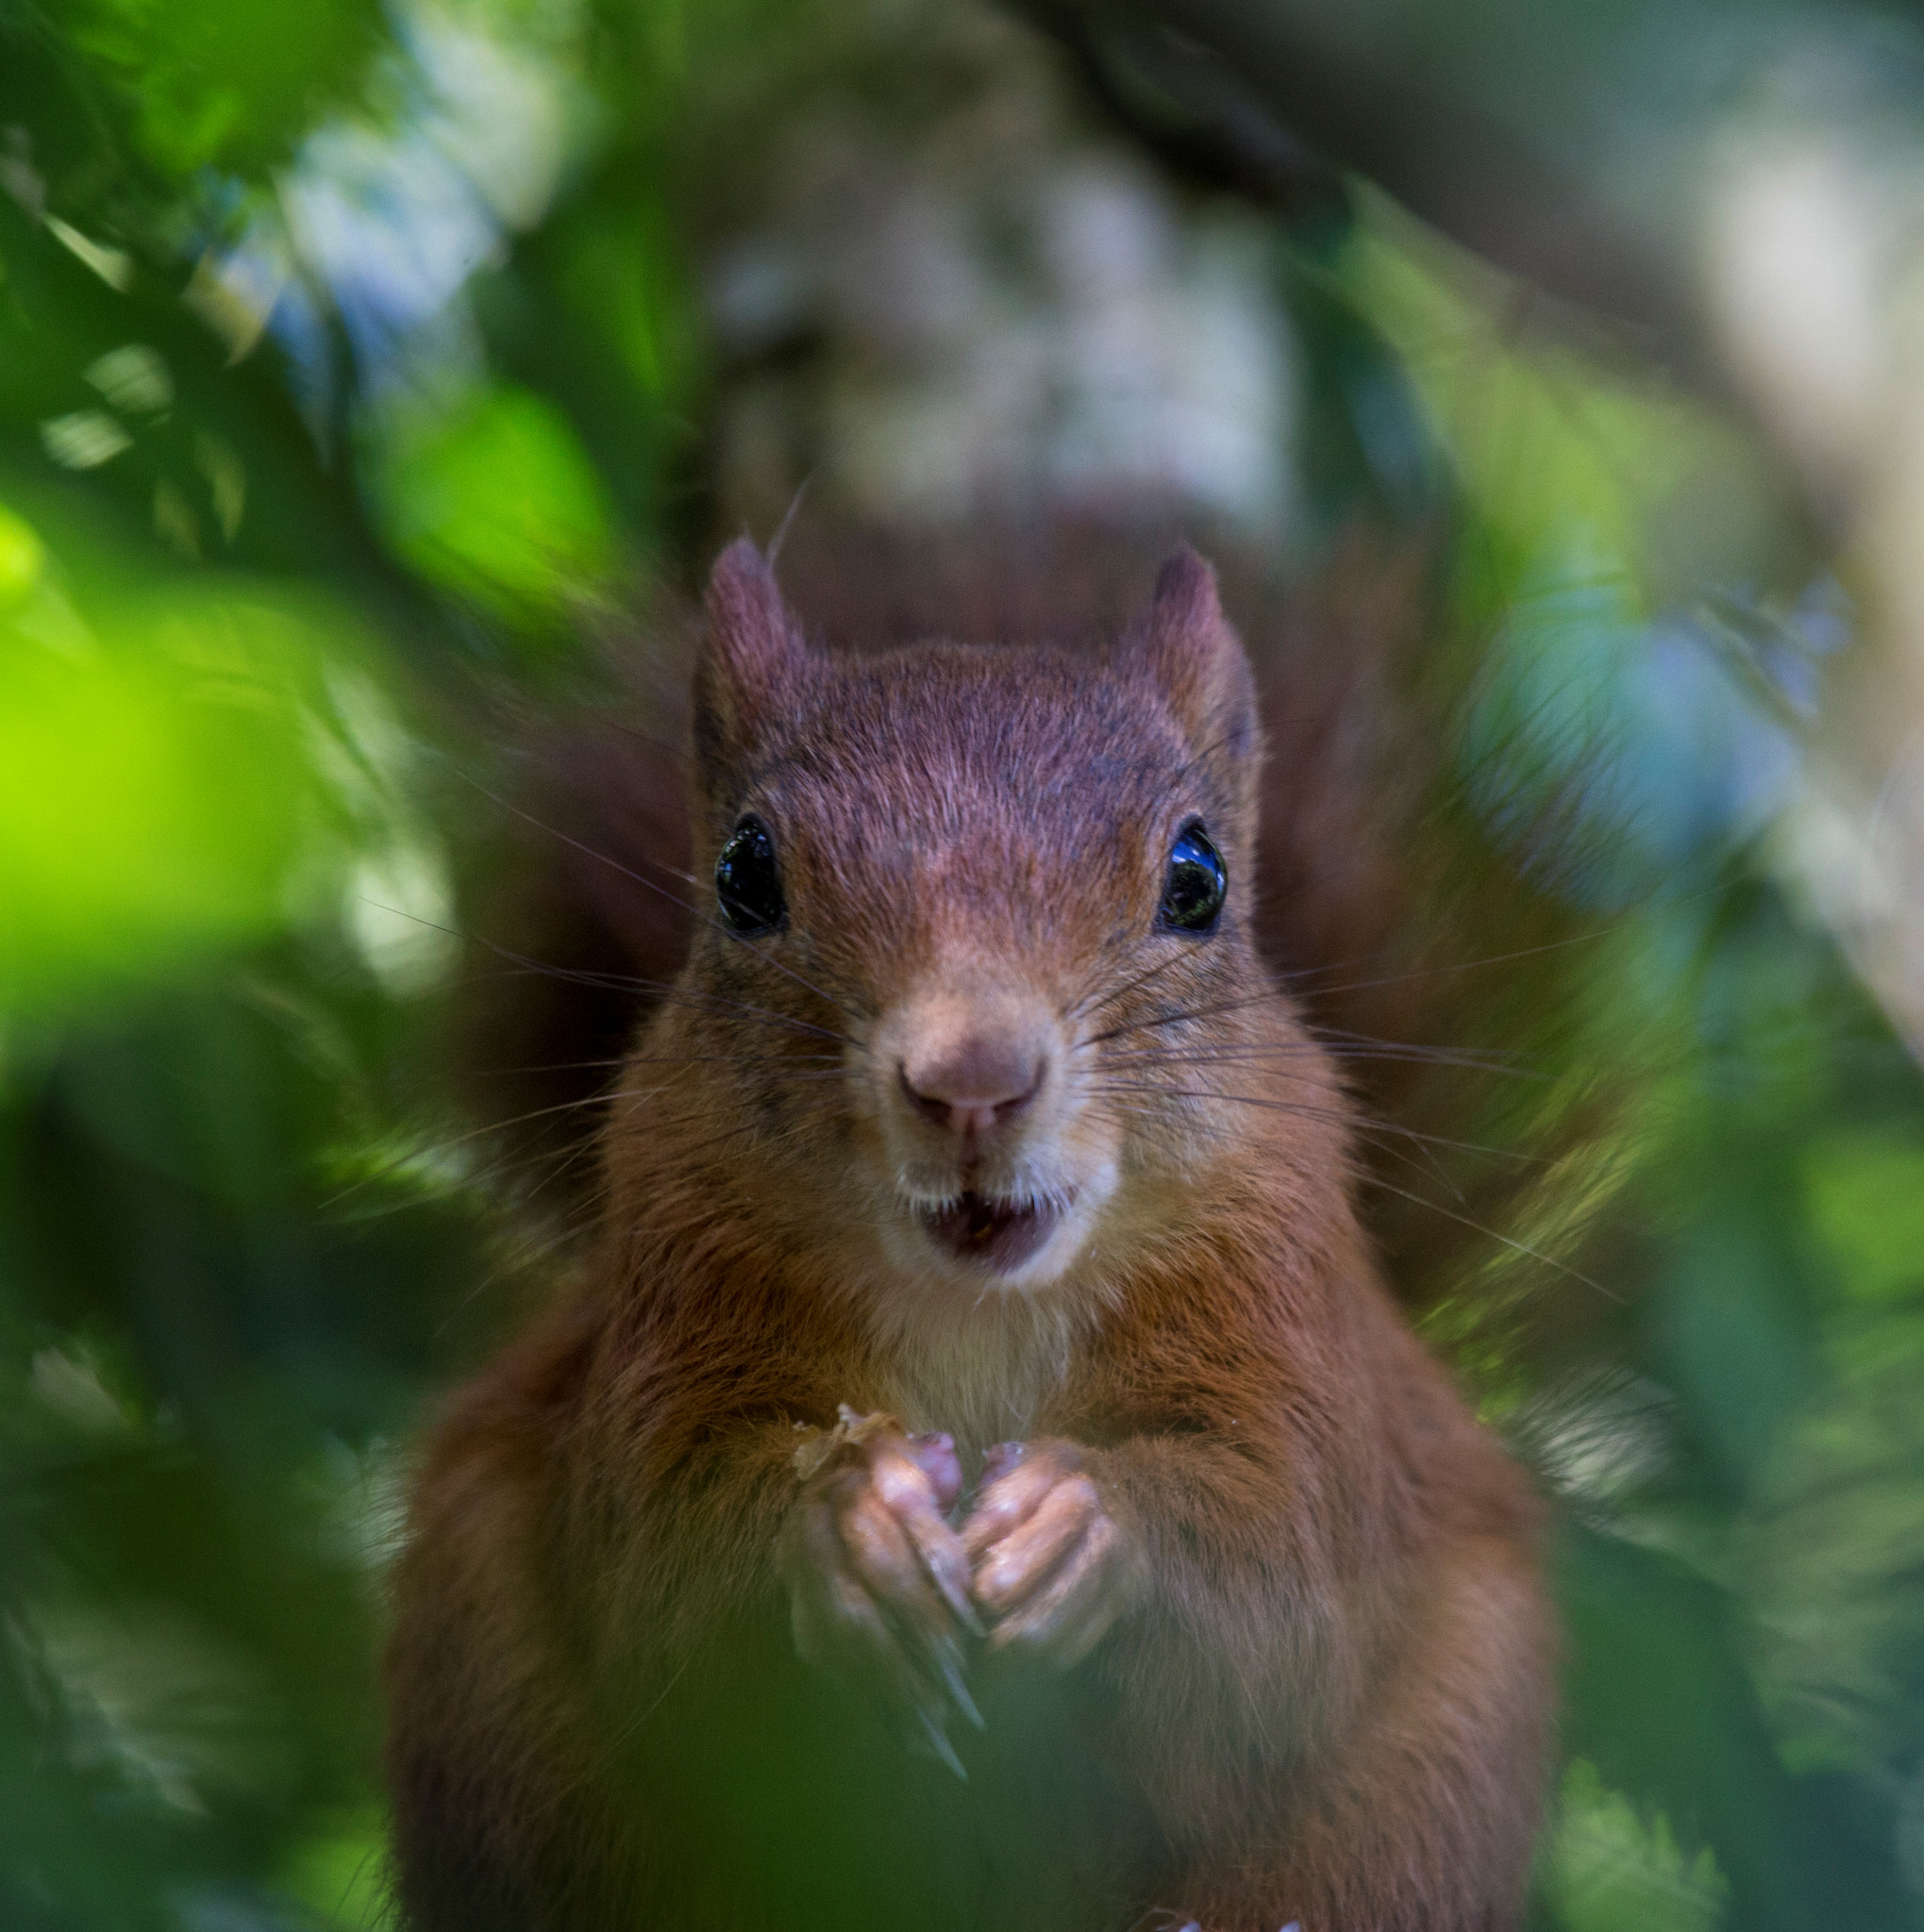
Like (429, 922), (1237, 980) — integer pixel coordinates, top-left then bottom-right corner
(912, 1703), (968, 1781)
(962, 1439), (1142, 1666)
(783, 1416), (982, 1757)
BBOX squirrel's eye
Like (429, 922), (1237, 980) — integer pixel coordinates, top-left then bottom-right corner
(1159, 821), (1226, 934)
(715, 815), (786, 935)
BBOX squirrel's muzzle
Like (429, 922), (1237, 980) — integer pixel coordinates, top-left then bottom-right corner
(868, 979), (1115, 1286)
(894, 992), (1052, 1159)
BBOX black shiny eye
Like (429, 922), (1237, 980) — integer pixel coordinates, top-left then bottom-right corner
(715, 815), (786, 935)
(1158, 821), (1226, 933)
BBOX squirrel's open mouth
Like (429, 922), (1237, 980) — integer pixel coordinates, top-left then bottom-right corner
(917, 1191), (1064, 1273)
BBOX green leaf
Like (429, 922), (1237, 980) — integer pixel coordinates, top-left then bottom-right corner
(371, 384), (615, 639)
(0, 507), (358, 1011)
(1804, 1130), (1924, 1304)
(1547, 1758), (1729, 1932)
(64, 0), (387, 178)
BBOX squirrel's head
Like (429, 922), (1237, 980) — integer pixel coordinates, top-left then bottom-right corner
(657, 537), (1306, 1302)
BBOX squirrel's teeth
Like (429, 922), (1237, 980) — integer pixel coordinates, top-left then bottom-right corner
(918, 1191), (1063, 1274)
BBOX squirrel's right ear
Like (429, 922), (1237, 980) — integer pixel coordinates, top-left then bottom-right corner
(1131, 546), (1260, 770)
(694, 539), (813, 775)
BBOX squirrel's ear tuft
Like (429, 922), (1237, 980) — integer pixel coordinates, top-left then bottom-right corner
(1134, 545), (1259, 766)
(694, 539), (811, 774)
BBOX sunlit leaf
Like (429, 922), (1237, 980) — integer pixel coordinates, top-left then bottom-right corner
(371, 384), (614, 637)
(1804, 1131), (1924, 1304)
(0, 511), (366, 1011)
(279, 1804), (392, 1928)
(64, 0), (388, 178)
(1546, 1758), (1729, 1932)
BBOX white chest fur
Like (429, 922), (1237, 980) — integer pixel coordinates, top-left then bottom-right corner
(864, 1281), (1104, 1468)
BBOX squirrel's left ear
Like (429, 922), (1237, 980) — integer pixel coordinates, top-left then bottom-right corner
(694, 538), (815, 778)
(1132, 546), (1260, 769)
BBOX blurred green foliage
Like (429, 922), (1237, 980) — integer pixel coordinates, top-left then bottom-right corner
(64, 0), (387, 178)
(371, 384), (615, 634)
(2, 1), (1923, 1929)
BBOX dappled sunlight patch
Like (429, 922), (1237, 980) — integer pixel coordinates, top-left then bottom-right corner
(0, 605), (308, 1007)
(277, 1805), (393, 1930)
(0, 499), (452, 1015)
(369, 384), (615, 637)
(22, 1600), (297, 1821)
(299, 1433), (415, 1593)
(1803, 1128), (1924, 1305)
(1543, 1759), (1729, 1932)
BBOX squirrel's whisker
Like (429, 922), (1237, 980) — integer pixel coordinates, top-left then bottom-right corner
(361, 891), (858, 1046)
(1359, 1172), (1618, 1303)
(1101, 1040), (1547, 1081)
(472, 1051), (846, 1078)
(474, 943), (855, 1043)
(1066, 944), (1198, 1024)
(1085, 1083), (1540, 1169)
(454, 763), (871, 1024)
(431, 1199), (608, 1342)
(1088, 991), (1550, 1067)
(1284, 928), (1618, 1008)
(481, 953), (855, 1045)
(319, 1089), (655, 1213)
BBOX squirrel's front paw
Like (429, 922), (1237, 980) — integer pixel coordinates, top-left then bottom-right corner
(782, 1412), (981, 1761)
(962, 1439), (1144, 1666)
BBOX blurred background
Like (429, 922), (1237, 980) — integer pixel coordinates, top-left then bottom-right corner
(7, 0), (1924, 1926)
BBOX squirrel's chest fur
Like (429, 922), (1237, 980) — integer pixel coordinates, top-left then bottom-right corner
(862, 1274), (1114, 1462)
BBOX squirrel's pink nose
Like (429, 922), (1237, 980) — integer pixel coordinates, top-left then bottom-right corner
(898, 1028), (1046, 1143)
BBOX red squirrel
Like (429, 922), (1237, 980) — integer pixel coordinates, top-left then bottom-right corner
(385, 537), (1556, 1932)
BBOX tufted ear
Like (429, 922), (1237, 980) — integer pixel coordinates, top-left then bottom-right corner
(1133, 545), (1259, 768)
(694, 538), (813, 779)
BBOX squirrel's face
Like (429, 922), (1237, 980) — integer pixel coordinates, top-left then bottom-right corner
(671, 539), (1288, 1299)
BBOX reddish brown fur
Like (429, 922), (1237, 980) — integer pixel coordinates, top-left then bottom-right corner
(387, 539), (1555, 1931)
